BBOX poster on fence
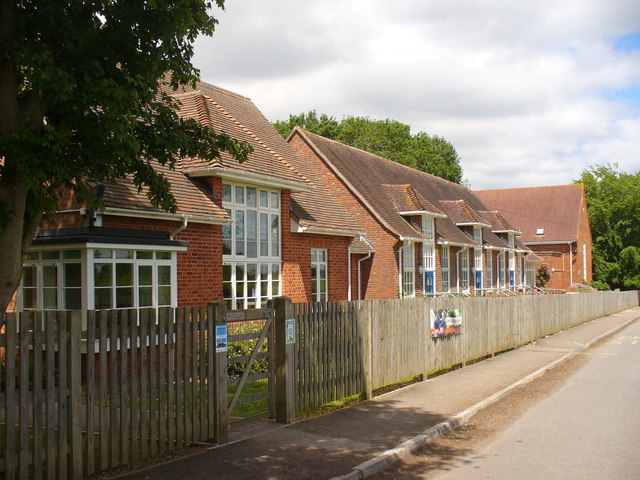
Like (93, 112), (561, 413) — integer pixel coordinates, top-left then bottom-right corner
(429, 308), (463, 337)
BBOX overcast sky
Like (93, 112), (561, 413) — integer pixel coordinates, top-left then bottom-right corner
(193, 0), (640, 190)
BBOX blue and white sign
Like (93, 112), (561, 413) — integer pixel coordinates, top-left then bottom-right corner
(215, 325), (228, 353)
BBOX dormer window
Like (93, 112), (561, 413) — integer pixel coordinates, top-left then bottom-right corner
(473, 226), (482, 243)
(422, 217), (435, 239)
(536, 227), (545, 235)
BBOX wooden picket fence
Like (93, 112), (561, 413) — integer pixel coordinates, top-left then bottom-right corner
(1, 290), (638, 479)
(294, 301), (364, 412)
(292, 290), (639, 413)
(0, 307), (222, 480)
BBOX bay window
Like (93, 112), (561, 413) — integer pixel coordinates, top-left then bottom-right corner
(222, 182), (282, 309)
(20, 247), (178, 312)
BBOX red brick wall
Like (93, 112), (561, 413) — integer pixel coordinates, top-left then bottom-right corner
(528, 244), (572, 290)
(280, 190), (358, 302)
(102, 215), (222, 306)
(288, 132), (403, 300)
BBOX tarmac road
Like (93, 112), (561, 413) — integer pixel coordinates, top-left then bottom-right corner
(436, 320), (640, 480)
(372, 320), (640, 480)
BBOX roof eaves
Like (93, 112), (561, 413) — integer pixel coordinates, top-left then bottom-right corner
(398, 210), (448, 218)
(293, 224), (362, 238)
(102, 207), (230, 225)
(186, 167), (314, 193)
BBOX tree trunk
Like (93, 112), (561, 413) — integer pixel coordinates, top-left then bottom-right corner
(0, 180), (37, 314)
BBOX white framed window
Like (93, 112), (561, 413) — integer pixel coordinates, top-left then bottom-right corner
(422, 216), (435, 240)
(222, 183), (280, 260)
(222, 182), (282, 310)
(21, 247), (178, 311)
(486, 250), (493, 288)
(473, 226), (482, 243)
(21, 249), (83, 310)
(525, 261), (535, 286)
(311, 249), (328, 302)
(474, 248), (482, 272)
(461, 249), (469, 291)
(423, 243), (435, 270)
(501, 252), (507, 288)
(223, 262), (281, 310)
(89, 249), (176, 309)
(441, 246), (450, 292)
(402, 242), (415, 297)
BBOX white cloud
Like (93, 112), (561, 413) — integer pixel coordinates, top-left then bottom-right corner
(194, 0), (640, 189)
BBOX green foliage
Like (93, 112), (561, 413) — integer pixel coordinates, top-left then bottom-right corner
(0, 0), (252, 226)
(274, 110), (463, 183)
(587, 280), (611, 291)
(577, 164), (640, 290)
(536, 264), (551, 287)
(227, 322), (269, 379)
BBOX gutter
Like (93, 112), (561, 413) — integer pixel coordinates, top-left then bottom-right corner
(186, 167), (314, 193)
(102, 207), (229, 225)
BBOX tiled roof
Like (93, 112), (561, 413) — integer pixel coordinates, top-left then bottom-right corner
(475, 185), (586, 243)
(98, 80), (360, 236)
(296, 129), (502, 246)
(439, 200), (491, 226)
(168, 85), (312, 187)
(482, 228), (510, 250)
(479, 210), (520, 234)
(383, 184), (445, 217)
(100, 160), (228, 221)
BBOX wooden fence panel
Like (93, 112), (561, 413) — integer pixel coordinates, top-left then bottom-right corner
(2, 291), (637, 479)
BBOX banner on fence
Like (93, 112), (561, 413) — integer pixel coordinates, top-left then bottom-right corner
(429, 308), (463, 337)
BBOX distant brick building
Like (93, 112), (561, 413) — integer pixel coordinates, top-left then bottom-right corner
(287, 128), (540, 299)
(475, 184), (593, 290)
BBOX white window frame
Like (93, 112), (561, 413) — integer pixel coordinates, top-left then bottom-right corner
(500, 251), (508, 288)
(88, 247), (177, 310)
(461, 250), (469, 292)
(21, 249), (84, 311)
(422, 216), (435, 240)
(525, 261), (535, 286)
(223, 261), (281, 310)
(20, 245), (180, 312)
(222, 182), (281, 261)
(423, 243), (435, 270)
(402, 242), (415, 298)
(311, 248), (328, 302)
(486, 250), (493, 288)
(441, 246), (450, 293)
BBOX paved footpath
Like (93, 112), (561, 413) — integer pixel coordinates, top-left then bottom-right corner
(114, 307), (640, 480)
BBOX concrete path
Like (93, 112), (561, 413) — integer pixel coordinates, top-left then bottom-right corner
(114, 307), (640, 480)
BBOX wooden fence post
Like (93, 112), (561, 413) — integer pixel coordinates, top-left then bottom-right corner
(68, 311), (83, 479)
(208, 302), (228, 444)
(274, 297), (296, 423)
(360, 301), (373, 400)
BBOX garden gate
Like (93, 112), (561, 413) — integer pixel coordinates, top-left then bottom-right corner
(224, 306), (276, 427)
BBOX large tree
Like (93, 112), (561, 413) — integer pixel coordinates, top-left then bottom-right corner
(273, 110), (464, 183)
(0, 0), (251, 313)
(577, 164), (640, 290)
